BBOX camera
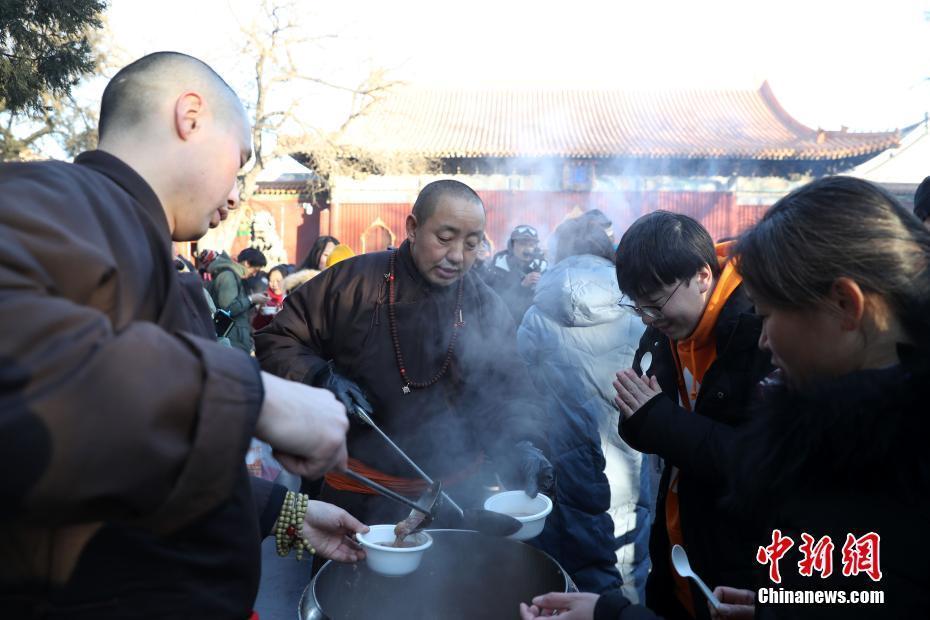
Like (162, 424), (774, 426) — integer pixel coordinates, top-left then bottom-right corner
(525, 247), (548, 274)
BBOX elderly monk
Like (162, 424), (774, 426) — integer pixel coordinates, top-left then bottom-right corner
(257, 180), (554, 525)
(0, 52), (360, 619)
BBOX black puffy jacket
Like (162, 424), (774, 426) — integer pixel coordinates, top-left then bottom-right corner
(619, 285), (773, 620)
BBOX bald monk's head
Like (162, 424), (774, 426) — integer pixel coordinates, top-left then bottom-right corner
(97, 52), (252, 241)
(405, 180), (486, 287)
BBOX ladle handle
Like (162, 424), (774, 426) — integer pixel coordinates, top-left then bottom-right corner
(353, 405), (465, 517)
(342, 469), (431, 516)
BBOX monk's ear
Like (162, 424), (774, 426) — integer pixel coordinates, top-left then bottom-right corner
(405, 214), (418, 242)
(175, 92), (205, 141)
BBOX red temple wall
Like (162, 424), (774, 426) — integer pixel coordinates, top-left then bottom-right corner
(330, 191), (770, 255)
(201, 191), (770, 266)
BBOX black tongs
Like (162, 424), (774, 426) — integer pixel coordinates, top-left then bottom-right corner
(347, 405), (521, 537)
(343, 470), (441, 524)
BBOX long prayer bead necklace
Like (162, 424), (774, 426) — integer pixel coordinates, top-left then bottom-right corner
(386, 249), (466, 394)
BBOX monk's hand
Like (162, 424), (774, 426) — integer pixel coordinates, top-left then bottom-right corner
(299, 500), (369, 563)
(519, 592), (599, 619)
(613, 369), (662, 420)
(499, 441), (554, 499)
(313, 362), (374, 418)
(257, 371), (349, 478)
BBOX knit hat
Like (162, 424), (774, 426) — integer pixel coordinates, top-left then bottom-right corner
(326, 244), (355, 267)
(197, 249), (218, 269)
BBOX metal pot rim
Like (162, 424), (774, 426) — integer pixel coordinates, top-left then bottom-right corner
(298, 528), (572, 620)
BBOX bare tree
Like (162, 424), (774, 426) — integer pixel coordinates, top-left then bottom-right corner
(0, 92), (96, 160)
(196, 0), (436, 259)
(233, 0), (407, 198)
(0, 15), (128, 161)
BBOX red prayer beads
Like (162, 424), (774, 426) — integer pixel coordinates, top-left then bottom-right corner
(387, 249), (465, 393)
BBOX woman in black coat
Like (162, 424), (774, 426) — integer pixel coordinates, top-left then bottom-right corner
(520, 176), (930, 620)
(713, 176), (930, 619)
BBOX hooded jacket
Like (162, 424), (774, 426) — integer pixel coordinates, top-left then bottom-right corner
(282, 268), (320, 294)
(485, 250), (537, 324)
(518, 254), (652, 596)
(207, 254), (253, 354)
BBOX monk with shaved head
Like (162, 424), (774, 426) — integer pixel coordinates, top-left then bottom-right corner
(0, 52), (364, 618)
(257, 180), (554, 535)
(98, 51), (253, 238)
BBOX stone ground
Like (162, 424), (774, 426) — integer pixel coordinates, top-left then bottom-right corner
(254, 536), (314, 620)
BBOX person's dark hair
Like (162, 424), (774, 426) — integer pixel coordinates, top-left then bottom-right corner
(913, 176), (930, 222)
(412, 179), (484, 223)
(554, 215), (614, 263)
(99, 51), (239, 141)
(237, 247), (267, 268)
(735, 176), (930, 348)
(269, 263), (294, 280)
(614, 210), (720, 299)
(579, 208), (612, 231)
(298, 236), (339, 272)
(244, 273), (268, 295)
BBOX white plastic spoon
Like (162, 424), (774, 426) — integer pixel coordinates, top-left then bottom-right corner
(671, 544), (722, 610)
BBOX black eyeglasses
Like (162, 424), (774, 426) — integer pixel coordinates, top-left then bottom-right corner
(618, 280), (684, 320)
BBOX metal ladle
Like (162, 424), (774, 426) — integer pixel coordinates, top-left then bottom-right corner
(352, 406), (464, 516)
(342, 469), (441, 529)
(351, 405), (522, 537)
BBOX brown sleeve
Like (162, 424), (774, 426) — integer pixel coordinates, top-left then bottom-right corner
(0, 221), (263, 534)
(254, 267), (336, 385)
(250, 476), (288, 539)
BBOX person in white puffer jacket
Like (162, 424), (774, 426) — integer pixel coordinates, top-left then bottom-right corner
(517, 211), (658, 601)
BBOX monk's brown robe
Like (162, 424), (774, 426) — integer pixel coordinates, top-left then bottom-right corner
(257, 240), (548, 524)
(0, 151), (271, 618)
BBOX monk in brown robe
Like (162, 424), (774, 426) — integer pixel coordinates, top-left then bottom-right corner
(257, 180), (554, 525)
(0, 52), (359, 619)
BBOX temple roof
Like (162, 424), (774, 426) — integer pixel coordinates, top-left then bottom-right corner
(338, 82), (899, 161)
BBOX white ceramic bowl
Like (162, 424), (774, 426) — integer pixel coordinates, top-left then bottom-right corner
(484, 491), (553, 541)
(356, 524), (433, 577)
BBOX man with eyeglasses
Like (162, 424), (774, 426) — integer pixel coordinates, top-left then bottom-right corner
(485, 224), (548, 324)
(600, 211), (773, 620)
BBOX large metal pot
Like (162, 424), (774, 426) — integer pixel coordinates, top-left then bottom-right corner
(299, 529), (575, 619)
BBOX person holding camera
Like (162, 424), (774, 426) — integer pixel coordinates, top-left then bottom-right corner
(485, 224), (548, 323)
(207, 247), (269, 354)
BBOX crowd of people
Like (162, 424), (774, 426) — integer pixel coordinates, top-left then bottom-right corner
(2, 50), (928, 620)
(193, 236), (352, 354)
